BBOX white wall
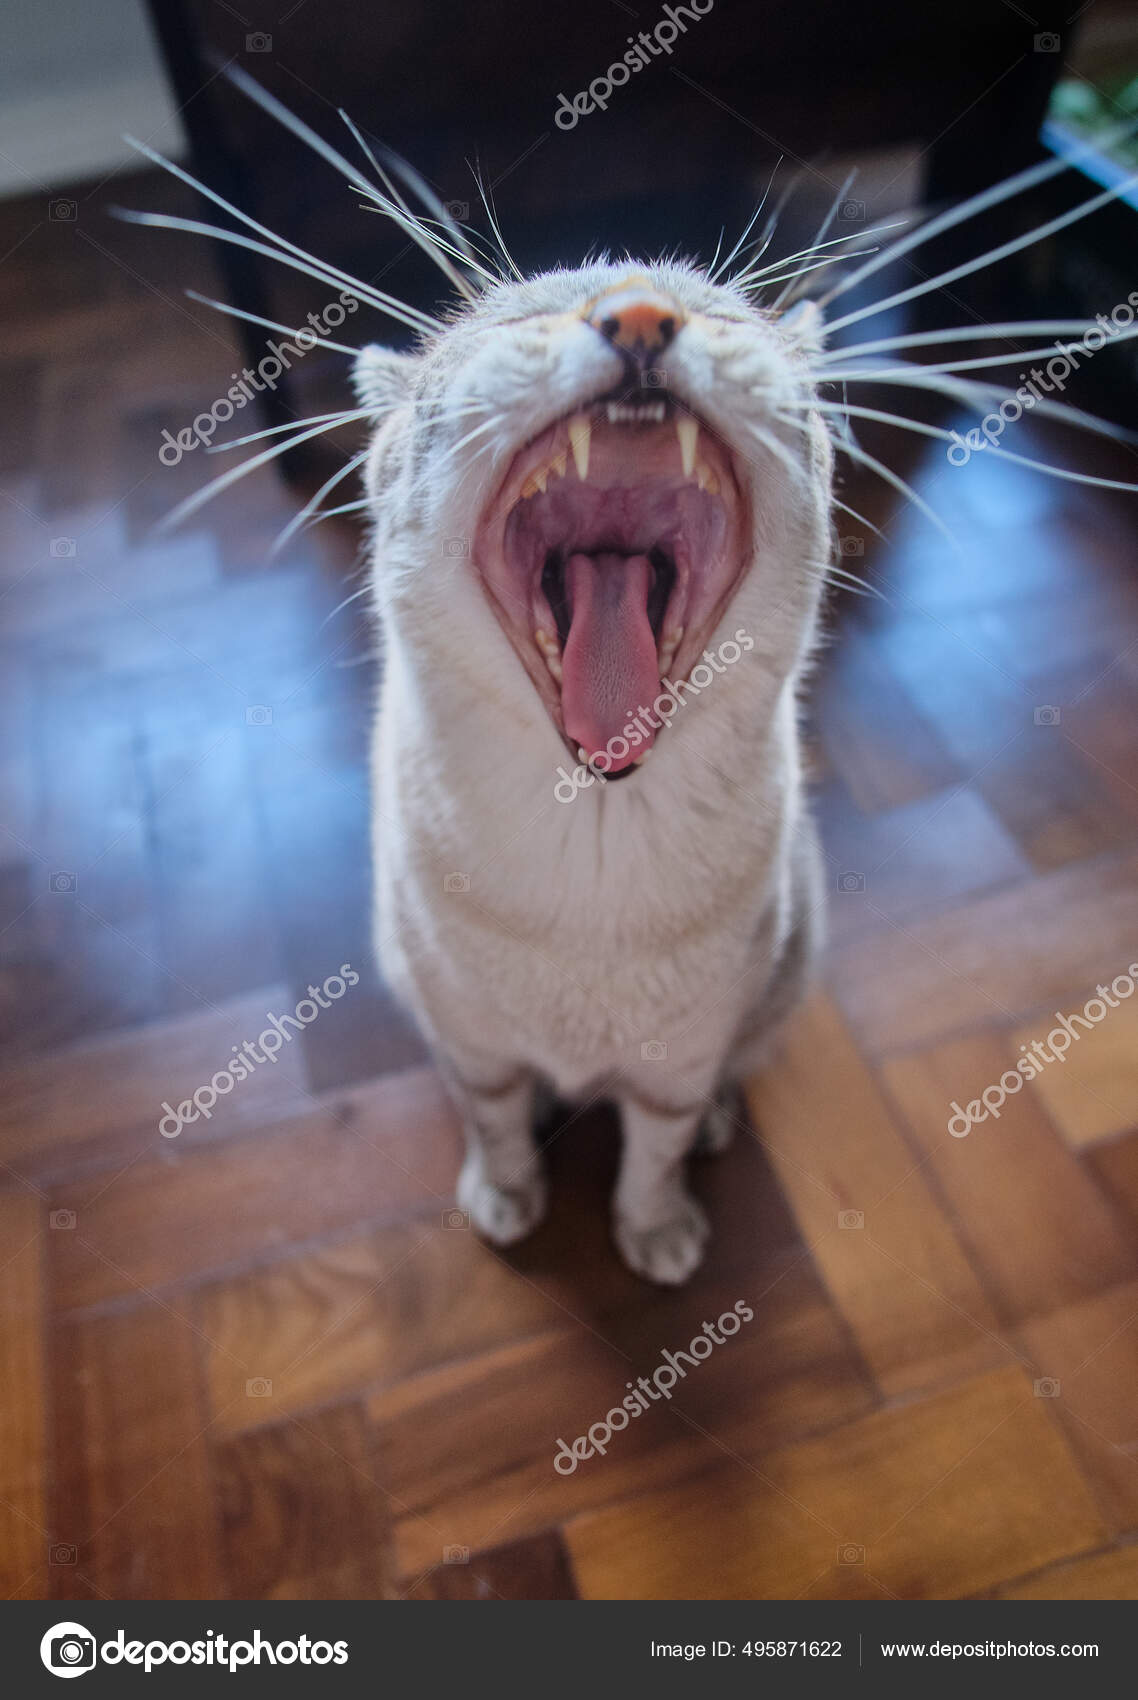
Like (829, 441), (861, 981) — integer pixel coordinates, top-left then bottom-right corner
(0, 0), (185, 196)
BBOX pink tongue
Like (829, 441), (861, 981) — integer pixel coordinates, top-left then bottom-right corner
(561, 552), (661, 772)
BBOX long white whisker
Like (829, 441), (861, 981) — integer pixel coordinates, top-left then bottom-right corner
(156, 410), (372, 534)
(816, 113), (1138, 312)
(822, 326), (1138, 383)
(818, 320), (1136, 365)
(737, 219), (909, 292)
(780, 411), (955, 540)
(711, 156), (782, 282)
(115, 208), (436, 334)
(822, 365), (1138, 446)
(823, 167), (1138, 338)
(184, 288), (358, 356)
(207, 410), (361, 453)
(472, 169), (524, 282)
(272, 448), (371, 555)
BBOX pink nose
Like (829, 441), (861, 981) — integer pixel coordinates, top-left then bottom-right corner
(587, 281), (684, 364)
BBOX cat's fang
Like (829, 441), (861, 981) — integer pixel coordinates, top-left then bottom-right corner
(534, 626), (563, 682)
(568, 414), (591, 480)
(658, 626), (684, 674)
(675, 415), (698, 478)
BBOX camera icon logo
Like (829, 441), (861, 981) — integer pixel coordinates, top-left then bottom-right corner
(245, 705), (273, 726)
(839, 1209), (864, 1230)
(1034, 32), (1060, 51)
(838, 1543), (866, 1565)
(40, 1622), (96, 1676)
(1034, 705), (1060, 726)
(246, 1377), (273, 1397)
(49, 1210), (76, 1231)
(51, 538), (77, 558)
(839, 200), (865, 221)
(1034, 1377), (1060, 1398)
(49, 1543), (78, 1565)
(443, 1544), (470, 1564)
(49, 871), (77, 895)
(442, 1208), (470, 1230)
(444, 201), (470, 222)
(444, 537), (469, 557)
(246, 31), (272, 51)
(442, 872), (470, 893)
(49, 199), (78, 222)
(640, 1039), (668, 1061)
(836, 870), (865, 894)
(641, 367), (667, 389)
(839, 536), (864, 558)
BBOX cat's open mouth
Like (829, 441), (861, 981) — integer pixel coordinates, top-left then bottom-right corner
(475, 394), (748, 775)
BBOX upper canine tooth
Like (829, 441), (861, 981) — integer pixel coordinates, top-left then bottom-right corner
(568, 413), (591, 480)
(675, 415), (698, 478)
(695, 460), (719, 494)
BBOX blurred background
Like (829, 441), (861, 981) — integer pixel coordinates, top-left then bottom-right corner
(2, 0), (1138, 1602)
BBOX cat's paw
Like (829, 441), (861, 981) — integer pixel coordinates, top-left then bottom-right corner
(614, 1193), (710, 1285)
(456, 1152), (547, 1247)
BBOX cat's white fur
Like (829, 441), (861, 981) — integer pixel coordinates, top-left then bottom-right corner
(356, 259), (832, 1283)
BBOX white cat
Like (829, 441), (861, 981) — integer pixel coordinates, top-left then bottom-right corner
(354, 266), (832, 1283)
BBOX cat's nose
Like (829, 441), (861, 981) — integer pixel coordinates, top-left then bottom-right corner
(587, 281), (685, 366)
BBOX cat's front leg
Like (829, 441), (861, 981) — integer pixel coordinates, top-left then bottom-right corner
(443, 1058), (548, 1246)
(613, 1094), (711, 1285)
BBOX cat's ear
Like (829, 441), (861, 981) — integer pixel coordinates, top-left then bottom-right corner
(778, 298), (823, 351)
(353, 344), (418, 419)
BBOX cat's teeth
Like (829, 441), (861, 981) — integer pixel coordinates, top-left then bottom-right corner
(568, 413), (591, 480)
(658, 626), (684, 674)
(534, 627), (563, 682)
(675, 415), (698, 478)
(521, 467), (548, 498)
(695, 460), (719, 494)
(550, 450), (567, 480)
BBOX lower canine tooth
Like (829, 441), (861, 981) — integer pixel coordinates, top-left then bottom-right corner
(568, 413), (591, 480)
(658, 625), (684, 674)
(675, 414), (698, 478)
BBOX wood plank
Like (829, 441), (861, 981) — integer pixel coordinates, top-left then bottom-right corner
(1019, 1282), (1138, 1535)
(214, 1404), (390, 1599)
(0, 985), (311, 1179)
(197, 1221), (565, 1435)
(401, 1529), (578, 1600)
(376, 1262), (874, 1577)
(827, 851), (1138, 1054)
(746, 993), (1003, 1396)
(1012, 991), (1138, 1150)
(882, 1032), (1138, 1321)
(49, 1068), (460, 1312)
(565, 1367), (1105, 1600)
(51, 1299), (220, 1599)
(995, 1545), (1138, 1600)
(0, 1194), (47, 1598)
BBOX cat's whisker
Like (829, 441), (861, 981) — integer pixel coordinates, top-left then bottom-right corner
(822, 326), (1138, 383)
(369, 144), (495, 276)
(339, 109), (485, 301)
(184, 288), (359, 356)
(155, 410), (373, 534)
(816, 112), (1138, 313)
(115, 208), (436, 334)
(817, 320), (1138, 365)
(472, 170), (524, 283)
(831, 495), (887, 541)
(710, 156), (782, 283)
(779, 408), (955, 541)
(823, 165), (1138, 338)
(822, 364), (1138, 447)
(272, 448), (371, 555)
(207, 411), (363, 453)
(118, 134), (428, 335)
(735, 218), (910, 293)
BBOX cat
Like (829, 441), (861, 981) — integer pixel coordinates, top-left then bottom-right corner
(355, 267), (832, 1283)
(131, 71), (1138, 1282)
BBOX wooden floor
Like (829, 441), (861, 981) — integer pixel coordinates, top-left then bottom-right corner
(3, 168), (1138, 1603)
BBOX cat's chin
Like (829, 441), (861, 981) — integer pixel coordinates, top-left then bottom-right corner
(473, 394), (749, 775)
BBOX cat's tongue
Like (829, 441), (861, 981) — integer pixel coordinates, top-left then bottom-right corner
(561, 552), (661, 772)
